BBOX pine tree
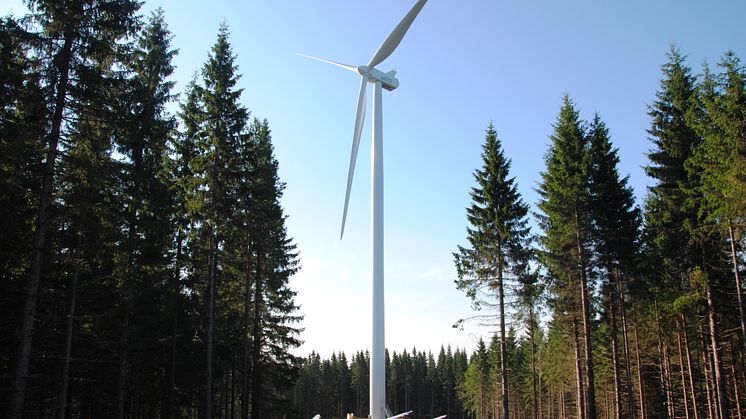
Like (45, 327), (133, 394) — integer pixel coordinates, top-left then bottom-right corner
(537, 95), (598, 419)
(454, 122), (532, 419)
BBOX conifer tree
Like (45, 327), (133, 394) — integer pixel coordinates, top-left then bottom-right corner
(687, 53), (746, 353)
(537, 95), (597, 419)
(8, 1), (140, 416)
(587, 114), (641, 419)
(454, 122), (532, 419)
(645, 46), (730, 419)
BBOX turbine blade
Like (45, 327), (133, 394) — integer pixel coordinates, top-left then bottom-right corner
(341, 77), (368, 239)
(296, 53), (358, 73)
(367, 0), (427, 68)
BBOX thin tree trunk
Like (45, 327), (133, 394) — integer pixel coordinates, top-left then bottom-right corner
(574, 211), (597, 419)
(497, 251), (509, 419)
(706, 280), (731, 419)
(530, 309), (539, 419)
(655, 302), (675, 419)
(57, 233), (81, 419)
(617, 275), (634, 419)
(116, 310), (131, 419)
(633, 315), (647, 419)
(205, 233), (217, 419)
(250, 251), (264, 419)
(699, 321), (718, 419)
(241, 240), (252, 419)
(678, 325), (692, 419)
(608, 274), (622, 419)
(728, 221), (746, 356)
(9, 16), (78, 419)
(681, 315), (700, 419)
(166, 230), (183, 419)
(231, 350), (236, 419)
(731, 344), (743, 419)
(574, 318), (587, 419)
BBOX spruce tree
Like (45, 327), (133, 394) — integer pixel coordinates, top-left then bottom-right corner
(536, 95), (597, 419)
(454, 122), (532, 419)
(8, 1), (140, 416)
(644, 46), (730, 419)
(687, 53), (746, 353)
(587, 114), (640, 419)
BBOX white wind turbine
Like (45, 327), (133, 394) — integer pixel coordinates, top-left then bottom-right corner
(299, 1), (428, 418)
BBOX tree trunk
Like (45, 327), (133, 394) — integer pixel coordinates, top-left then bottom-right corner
(655, 302), (675, 419)
(633, 315), (647, 419)
(681, 315), (700, 419)
(250, 251), (264, 419)
(205, 233), (217, 419)
(608, 272), (622, 419)
(678, 325), (692, 419)
(731, 344), (743, 419)
(57, 233), (81, 419)
(167, 231), (182, 419)
(575, 211), (597, 419)
(9, 17), (77, 419)
(497, 251), (509, 419)
(530, 309), (539, 419)
(706, 280), (731, 419)
(574, 318), (587, 419)
(699, 321), (717, 419)
(617, 275), (634, 419)
(116, 309), (131, 419)
(728, 222), (746, 356)
(242, 240), (253, 419)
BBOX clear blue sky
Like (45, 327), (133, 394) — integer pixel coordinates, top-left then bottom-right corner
(4, 0), (746, 357)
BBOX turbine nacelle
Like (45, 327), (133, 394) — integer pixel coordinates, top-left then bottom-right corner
(358, 66), (399, 91)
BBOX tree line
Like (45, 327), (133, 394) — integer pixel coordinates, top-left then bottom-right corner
(453, 46), (745, 419)
(1, 1), (300, 418)
(290, 47), (745, 419)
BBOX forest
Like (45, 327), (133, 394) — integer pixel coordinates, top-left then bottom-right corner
(1, 1), (745, 419)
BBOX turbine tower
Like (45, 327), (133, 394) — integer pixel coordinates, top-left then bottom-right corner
(299, 1), (428, 418)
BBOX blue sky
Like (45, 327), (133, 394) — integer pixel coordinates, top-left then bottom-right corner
(4, 0), (746, 357)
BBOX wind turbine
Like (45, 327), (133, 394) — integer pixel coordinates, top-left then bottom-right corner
(298, 1), (428, 418)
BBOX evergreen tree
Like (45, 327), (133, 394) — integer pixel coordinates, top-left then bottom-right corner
(454, 122), (532, 419)
(461, 340), (493, 419)
(687, 52), (746, 354)
(537, 95), (598, 419)
(645, 46), (732, 419)
(587, 114), (641, 419)
(8, 1), (140, 416)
